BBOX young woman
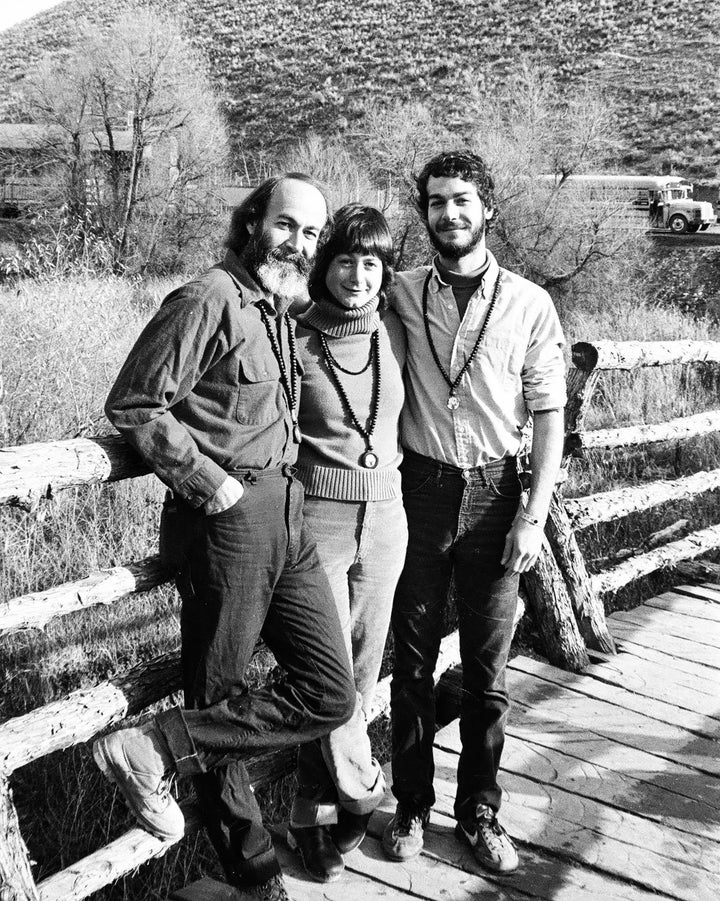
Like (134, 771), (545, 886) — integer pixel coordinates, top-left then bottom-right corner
(288, 204), (407, 882)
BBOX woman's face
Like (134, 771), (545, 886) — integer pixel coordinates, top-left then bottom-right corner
(325, 252), (383, 309)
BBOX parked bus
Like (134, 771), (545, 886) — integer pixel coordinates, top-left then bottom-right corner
(544, 174), (716, 234)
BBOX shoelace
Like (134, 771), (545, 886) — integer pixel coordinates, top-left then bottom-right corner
(155, 770), (178, 804)
(396, 809), (425, 836)
(477, 814), (512, 852)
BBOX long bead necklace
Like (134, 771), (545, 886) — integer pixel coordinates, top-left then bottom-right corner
(422, 269), (501, 410)
(259, 303), (302, 443)
(319, 329), (381, 469)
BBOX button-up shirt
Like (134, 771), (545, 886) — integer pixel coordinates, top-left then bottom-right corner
(105, 250), (299, 507)
(392, 251), (566, 468)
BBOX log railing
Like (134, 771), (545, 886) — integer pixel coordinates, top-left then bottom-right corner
(2, 338), (720, 900)
(559, 338), (720, 624)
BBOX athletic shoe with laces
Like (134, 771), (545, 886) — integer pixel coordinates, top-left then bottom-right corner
(381, 804), (430, 861)
(253, 874), (292, 901)
(455, 804), (519, 873)
(93, 720), (184, 842)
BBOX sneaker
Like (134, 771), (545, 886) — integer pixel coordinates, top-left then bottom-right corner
(381, 804), (430, 861)
(455, 805), (519, 873)
(330, 809), (372, 854)
(93, 720), (184, 842)
(287, 825), (344, 882)
(253, 874), (292, 901)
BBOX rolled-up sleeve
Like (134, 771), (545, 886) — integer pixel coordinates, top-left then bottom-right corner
(105, 287), (230, 506)
(522, 293), (567, 412)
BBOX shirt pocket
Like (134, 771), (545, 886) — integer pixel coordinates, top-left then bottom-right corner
(236, 352), (281, 425)
(481, 331), (523, 375)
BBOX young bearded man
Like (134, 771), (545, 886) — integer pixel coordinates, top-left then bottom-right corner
(94, 175), (358, 901)
(382, 151), (566, 873)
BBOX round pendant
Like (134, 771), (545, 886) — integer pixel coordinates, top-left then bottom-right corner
(361, 450), (378, 469)
(447, 394), (460, 411)
(292, 422), (302, 444)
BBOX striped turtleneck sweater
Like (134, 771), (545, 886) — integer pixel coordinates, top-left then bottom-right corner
(294, 296), (407, 500)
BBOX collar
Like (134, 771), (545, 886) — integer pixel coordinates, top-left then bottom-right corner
(430, 249), (500, 297)
(221, 249), (270, 308)
(299, 296), (381, 337)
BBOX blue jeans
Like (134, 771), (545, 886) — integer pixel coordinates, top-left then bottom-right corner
(389, 450), (521, 822)
(156, 466), (356, 885)
(291, 494), (408, 826)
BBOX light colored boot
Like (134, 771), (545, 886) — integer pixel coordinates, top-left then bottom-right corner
(93, 720), (184, 842)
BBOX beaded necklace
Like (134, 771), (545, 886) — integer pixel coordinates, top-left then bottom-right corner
(319, 329), (381, 468)
(259, 303), (301, 443)
(421, 268), (501, 410)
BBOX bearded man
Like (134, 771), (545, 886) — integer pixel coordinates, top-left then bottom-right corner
(382, 151), (567, 873)
(95, 175), (356, 901)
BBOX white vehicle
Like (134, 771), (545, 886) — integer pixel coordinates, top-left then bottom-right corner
(544, 174), (715, 234)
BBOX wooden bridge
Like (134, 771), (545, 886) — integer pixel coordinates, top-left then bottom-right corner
(265, 583), (720, 901)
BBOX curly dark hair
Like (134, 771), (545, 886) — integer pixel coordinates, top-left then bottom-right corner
(415, 150), (497, 232)
(225, 173), (332, 255)
(309, 203), (395, 310)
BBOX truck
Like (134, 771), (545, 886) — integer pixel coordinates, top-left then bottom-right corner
(544, 174), (716, 235)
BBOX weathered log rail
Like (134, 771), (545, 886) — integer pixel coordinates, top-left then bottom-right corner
(1, 555), (170, 634)
(563, 338), (720, 610)
(2, 337), (720, 900)
(0, 435), (150, 509)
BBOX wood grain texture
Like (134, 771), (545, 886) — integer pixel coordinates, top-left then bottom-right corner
(0, 435), (149, 509)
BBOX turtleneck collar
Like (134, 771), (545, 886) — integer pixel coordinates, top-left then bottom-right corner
(435, 253), (491, 288)
(299, 295), (381, 337)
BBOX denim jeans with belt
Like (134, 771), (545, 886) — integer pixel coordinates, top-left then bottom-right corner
(390, 450), (521, 823)
(155, 466), (356, 886)
(291, 494), (408, 827)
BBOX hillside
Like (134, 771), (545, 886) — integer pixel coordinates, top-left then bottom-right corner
(0, 0), (718, 177)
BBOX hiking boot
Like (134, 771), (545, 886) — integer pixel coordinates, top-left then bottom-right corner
(253, 874), (292, 901)
(93, 720), (184, 842)
(381, 804), (430, 861)
(455, 804), (519, 873)
(330, 809), (373, 854)
(287, 825), (344, 882)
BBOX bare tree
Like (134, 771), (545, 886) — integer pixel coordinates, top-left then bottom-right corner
(19, 7), (229, 273)
(275, 133), (377, 212)
(342, 68), (648, 285)
(465, 64), (648, 291)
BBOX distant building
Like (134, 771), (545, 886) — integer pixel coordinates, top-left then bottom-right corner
(0, 122), (257, 220)
(0, 122), (147, 215)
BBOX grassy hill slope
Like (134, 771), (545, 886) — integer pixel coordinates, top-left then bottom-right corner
(0, 0), (718, 177)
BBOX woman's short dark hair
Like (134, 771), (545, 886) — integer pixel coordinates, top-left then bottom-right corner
(309, 203), (395, 309)
(225, 173), (332, 255)
(415, 150), (497, 232)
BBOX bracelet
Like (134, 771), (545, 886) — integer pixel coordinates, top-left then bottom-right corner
(517, 511), (543, 528)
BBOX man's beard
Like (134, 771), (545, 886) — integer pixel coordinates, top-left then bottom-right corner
(429, 219), (485, 260)
(243, 231), (311, 313)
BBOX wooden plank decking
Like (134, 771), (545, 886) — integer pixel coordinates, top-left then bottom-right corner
(273, 583), (720, 901)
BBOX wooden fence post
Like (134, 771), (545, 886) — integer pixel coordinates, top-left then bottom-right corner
(0, 776), (39, 901)
(522, 538), (590, 672)
(540, 341), (616, 656)
(545, 496), (616, 654)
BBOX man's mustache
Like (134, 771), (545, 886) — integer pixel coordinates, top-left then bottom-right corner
(437, 221), (469, 232)
(266, 245), (311, 275)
